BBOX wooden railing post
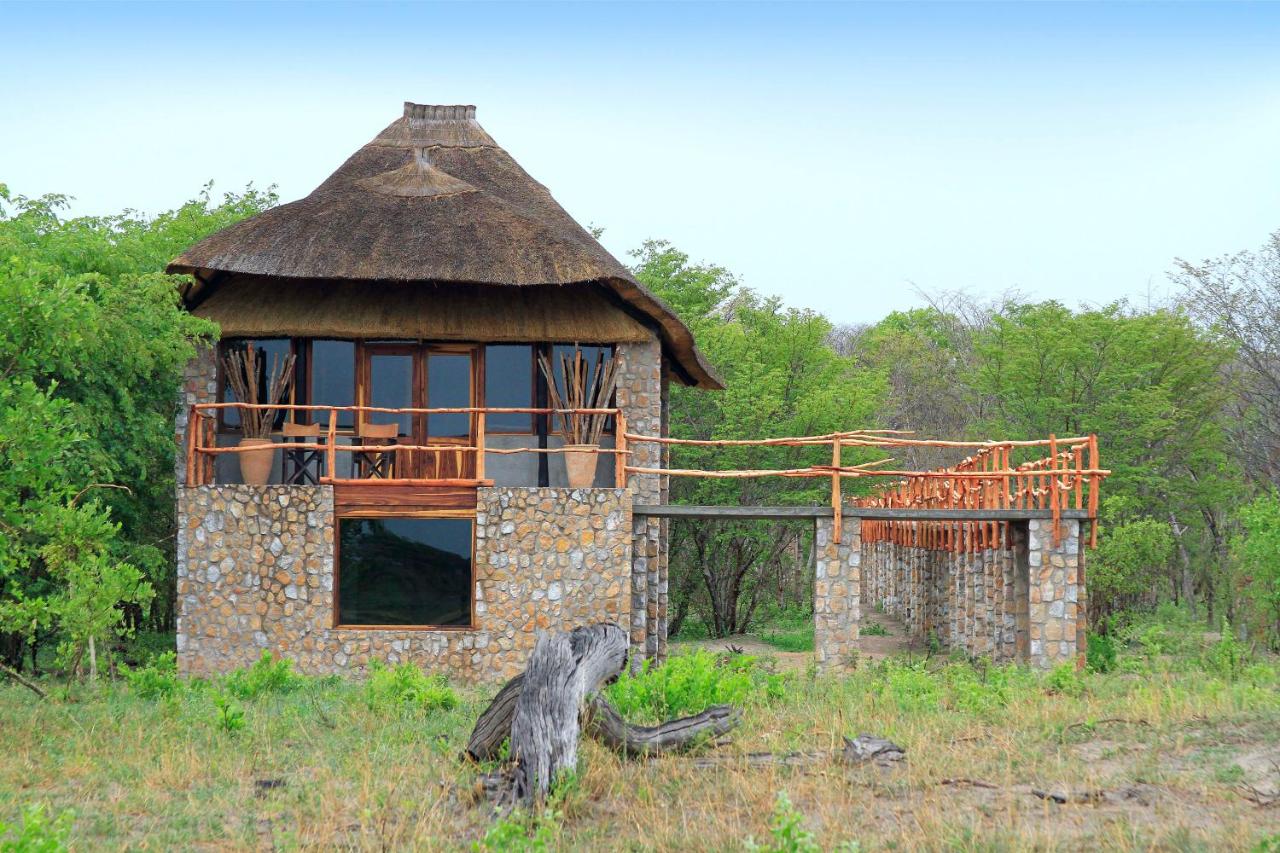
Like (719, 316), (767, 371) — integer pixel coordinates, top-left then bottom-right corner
(475, 410), (486, 481)
(614, 411), (628, 490)
(831, 437), (842, 543)
(1049, 433), (1060, 545)
(1088, 433), (1100, 547)
(326, 408), (338, 483)
(185, 405), (198, 487)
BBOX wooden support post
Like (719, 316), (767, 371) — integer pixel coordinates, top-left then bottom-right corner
(1049, 434), (1060, 546)
(615, 411), (628, 490)
(326, 408), (338, 482)
(475, 411), (486, 482)
(831, 437), (842, 543)
(185, 406), (198, 487)
(1088, 433), (1100, 547)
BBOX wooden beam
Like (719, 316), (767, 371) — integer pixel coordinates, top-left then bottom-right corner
(632, 505), (1094, 521)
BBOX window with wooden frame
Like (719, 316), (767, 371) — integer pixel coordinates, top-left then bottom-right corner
(217, 338), (302, 432)
(335, 516), (474, 629)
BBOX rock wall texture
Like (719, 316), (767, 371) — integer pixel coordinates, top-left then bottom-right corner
(175, 346), (218, 487)
(859, 519), (1084, 669)
(176, 485), (631, 683)
(615, 340), (667, 667)
(813, 518), (862, 671)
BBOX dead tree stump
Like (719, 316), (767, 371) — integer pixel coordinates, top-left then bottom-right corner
(468, 623), (741, 807)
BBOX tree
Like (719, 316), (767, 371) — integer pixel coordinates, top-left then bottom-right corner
(633, 241), (885, 636)
(0, 182), (274, 672)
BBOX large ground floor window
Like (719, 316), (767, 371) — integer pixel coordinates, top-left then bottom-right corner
(336, 517), (474, 628)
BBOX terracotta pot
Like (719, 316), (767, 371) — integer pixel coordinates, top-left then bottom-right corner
(237, 437), (276, 485)
(562, 444), (599, 489)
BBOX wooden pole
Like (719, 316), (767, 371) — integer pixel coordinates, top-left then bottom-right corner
(326, 408), (338, 482)
(185, 405), (198, 487)
(615, 411), (628, 490)
(831, 437), (842, 543)
(475, 411), (486, 482)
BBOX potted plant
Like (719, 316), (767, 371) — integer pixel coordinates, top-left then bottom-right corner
(539, 347), (619, 489)
(222, 346), (296, 485)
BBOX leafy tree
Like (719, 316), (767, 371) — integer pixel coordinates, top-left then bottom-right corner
(0, 182), (274, 673)
(633, 241), (885, 636)
(1232, 492), (1280, 649)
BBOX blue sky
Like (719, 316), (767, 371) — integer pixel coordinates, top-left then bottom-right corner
(3, 1), (1279, 325)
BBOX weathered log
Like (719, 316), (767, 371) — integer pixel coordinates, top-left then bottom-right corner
(584, 697), (739, 756)
(465, 623), (744, 807)
(504, 623), (628, 805)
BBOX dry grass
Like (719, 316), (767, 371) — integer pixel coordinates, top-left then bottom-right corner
(2, 651), (1279, 851)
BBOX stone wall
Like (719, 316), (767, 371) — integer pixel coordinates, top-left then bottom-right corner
(615, 340), (667, 668)
(175, 346), (218, 487)
(813, 518), (862, 671)
(858, 518), (1085, 669)
(177, 485), (631, 682)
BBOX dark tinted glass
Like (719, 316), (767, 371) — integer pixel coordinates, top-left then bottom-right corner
(310, 340), (356, 429)
(484, 346), (533, 432)
(221, 339), (293, 429)
(338, 518), (472, 626)
(428, 353), (471, 437)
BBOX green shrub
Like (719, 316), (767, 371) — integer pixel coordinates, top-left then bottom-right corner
(364, 661), (458, 712)
(745, 791), (821, 853)
(1044, 663), (1085, 697)
(1201, 624), (1251, 681)
(123, 650), (182, 700)
(212, 692), (246, 734)
(1085, 632), (1118, 673)
(861, 621), (890, 637)
(0, 804), (73, 853)
(605, 650), (784, 723)
(222, 652), (301, 700)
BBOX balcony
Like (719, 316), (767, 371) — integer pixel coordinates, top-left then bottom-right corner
(184, 403), (628, 489)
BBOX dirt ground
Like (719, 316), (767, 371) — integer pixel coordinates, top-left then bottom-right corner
(675, 612), (916, 671)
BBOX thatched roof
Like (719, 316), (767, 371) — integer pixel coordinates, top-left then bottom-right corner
(168, 103), (720, 389)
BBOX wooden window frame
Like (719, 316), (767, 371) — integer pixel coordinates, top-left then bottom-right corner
(332, 512), (478, 632)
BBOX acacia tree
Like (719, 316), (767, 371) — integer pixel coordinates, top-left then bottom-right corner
(0, 183), (274, 673)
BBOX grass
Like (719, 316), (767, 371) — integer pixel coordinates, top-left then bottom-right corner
(3, 638), (1280, 850)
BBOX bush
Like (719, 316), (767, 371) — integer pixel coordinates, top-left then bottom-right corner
(605, 650), (784, 723)
(222, 652), (302, 700)
(873, 660), (942, 713)
(123, 651), (182, 700)
(745, 791), (821, 853)
(1045, 663), (1085, 697)
(364, 661), (458, 712)
(0, 803), (73, 853)
(1085, 633), (1118, 673)
(1201, 624), (1251, 681)
(861, 621), (890, 637)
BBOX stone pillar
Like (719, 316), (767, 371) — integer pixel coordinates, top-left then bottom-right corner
(814, 516), (861, 671)
(616, 339), (664, 668)
(1027, 518), (1081, 669)
(175, 346), (218, 487)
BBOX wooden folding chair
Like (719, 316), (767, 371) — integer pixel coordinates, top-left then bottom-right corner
(282, 422), (326, 485)
(354, 421), (400, 479)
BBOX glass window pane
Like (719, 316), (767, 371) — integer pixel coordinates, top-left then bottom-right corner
(338, 518), (472, 626)
(221, 338), (292, 429)
(310, 340), (356, 429)
(484, 346), (533, 432)
(428, 354), (471, 437)
(368, 354), (414, 437)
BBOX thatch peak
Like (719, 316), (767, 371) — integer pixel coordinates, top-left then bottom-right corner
(167, 101), (721, 389)
(375, 102), (496, 149)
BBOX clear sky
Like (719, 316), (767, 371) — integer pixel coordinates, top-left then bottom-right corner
(3, 1), (1278, 325)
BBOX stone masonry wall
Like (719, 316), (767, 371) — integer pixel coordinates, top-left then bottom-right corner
(616, 339), (666, 669)
(813, 518), (861, 671)
(176, 346), (218, 487)
(859, 519), (1084, 669)
(177, 485), (631, 683)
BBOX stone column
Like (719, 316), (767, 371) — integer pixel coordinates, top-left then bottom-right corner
(814, 515), (861, 671)
(176, 346), (218, 487)
(1027, 518), (1081, 669)
(616, 339), (664, 668)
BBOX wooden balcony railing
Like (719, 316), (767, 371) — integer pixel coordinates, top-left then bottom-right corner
(185, 403), (629, 488)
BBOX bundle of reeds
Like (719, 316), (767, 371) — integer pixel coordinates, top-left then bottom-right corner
(538, 347), (619, 446)
(222, 346), (296, 439)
